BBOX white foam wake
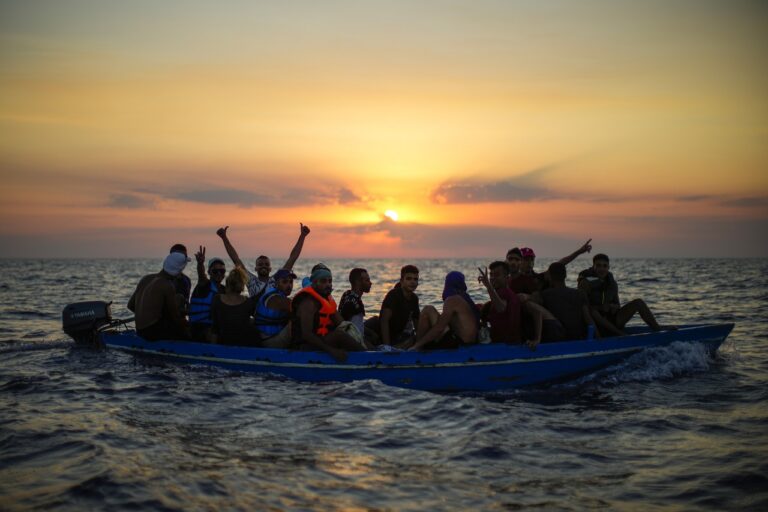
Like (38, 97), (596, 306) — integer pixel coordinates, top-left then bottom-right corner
(577, 341), (712, 386)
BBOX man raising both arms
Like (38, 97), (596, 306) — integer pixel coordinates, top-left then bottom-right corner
(216, 223), (310, 300)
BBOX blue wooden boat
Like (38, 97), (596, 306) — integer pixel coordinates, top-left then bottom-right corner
(98, 323), (733, 392)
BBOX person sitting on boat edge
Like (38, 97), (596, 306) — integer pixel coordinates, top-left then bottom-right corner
(210, 267), (261, 346)
(169, 243), (193, 316)
(577, 253), (675, 335)
(216, 223), (310, 300)
(253, 268), (296, 348)
(409, 271), (479, 351)
(339, 268), (379, 344)
(534, 262), (597, 341)
(188, 246), (226, 342)
(364, 265), (421, 348)
(127, 252), (191, 341)
(292, 267), (364, 362)
(478, 261), (522, 345)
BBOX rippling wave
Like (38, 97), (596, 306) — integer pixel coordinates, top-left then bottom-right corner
(1, 258), (767, 510)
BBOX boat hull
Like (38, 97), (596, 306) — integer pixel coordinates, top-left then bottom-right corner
(99, 323), (733, 392)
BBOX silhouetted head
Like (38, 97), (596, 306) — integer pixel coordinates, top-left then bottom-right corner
(349, 268), (371, 293)
(520, 247), (536, 273)
(548, 262), (567, 283)
(274, 268), (297, 295)
(254, 255), (271, 279)
(207, 257), (226, 285)
(592, 253), (610, 279)
(169, 244), (187, 256)
(226, 267), (248, 295)
(310, 268), (333, 297)
(489, 260), (510, 289)
(400, 265), (419, 293)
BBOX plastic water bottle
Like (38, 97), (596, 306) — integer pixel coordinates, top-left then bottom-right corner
(587, 324), (595, 340)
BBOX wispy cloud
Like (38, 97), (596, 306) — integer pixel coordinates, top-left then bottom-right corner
(106, 193), (155, 209)
(172, 188), (284, 207)
(337, 187), (363, 205)
(432, 162), (768, 208)
(431, 162), (570, 204)
(167, 184), (365, 208)
(719, 196), (768, 209)
(335, 218), (585, 256)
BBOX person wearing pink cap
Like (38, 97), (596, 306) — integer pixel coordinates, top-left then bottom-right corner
(518, 239), (593, 291)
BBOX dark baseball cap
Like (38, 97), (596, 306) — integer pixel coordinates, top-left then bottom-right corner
(274, 268), (297, 280)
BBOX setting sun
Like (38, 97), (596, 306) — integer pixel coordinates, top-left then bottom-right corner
(384, 210), (399, 222)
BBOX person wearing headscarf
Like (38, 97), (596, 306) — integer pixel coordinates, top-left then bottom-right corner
(127, 252), (191, 341)
(409, 271), (479, 351)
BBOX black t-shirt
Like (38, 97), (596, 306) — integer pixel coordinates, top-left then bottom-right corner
(541, 287), (588, 340)
(339, 290), (365, 320)
(210, 295), (261, 346)
(380, 285), (420, 337)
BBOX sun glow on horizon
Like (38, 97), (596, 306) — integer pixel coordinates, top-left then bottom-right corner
(384, 210), (399, 222)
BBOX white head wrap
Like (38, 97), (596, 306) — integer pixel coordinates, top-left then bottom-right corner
(163, 252), (188, 276)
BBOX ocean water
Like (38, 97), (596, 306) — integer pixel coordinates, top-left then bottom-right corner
(1, 257), (767, 511)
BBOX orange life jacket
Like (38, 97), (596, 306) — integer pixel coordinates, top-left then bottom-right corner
(293, 286), (337, 336)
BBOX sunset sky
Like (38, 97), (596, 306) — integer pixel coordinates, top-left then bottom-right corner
(1, 0), (766, 258)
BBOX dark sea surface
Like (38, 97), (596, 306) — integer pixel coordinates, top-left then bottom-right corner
(1, 257), (767, 511)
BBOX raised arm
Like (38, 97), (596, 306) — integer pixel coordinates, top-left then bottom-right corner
(478, 267), (507, 313)
(216, 226), (245, 269)
(558, 238), (592, 266)
(194, 246), (208, 284)
(282, 223), (311, 270)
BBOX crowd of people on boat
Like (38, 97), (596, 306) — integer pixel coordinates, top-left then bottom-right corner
(127, 224), (673, 362)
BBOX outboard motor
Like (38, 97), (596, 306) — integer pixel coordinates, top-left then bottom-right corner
(62, 301), (113, 346)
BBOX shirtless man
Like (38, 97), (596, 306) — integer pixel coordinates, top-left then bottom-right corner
(128, 252), (191, 341)
(578, 253), (675, 335)
(216, 223), (310, 299)
(410, 271), (479, 351)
